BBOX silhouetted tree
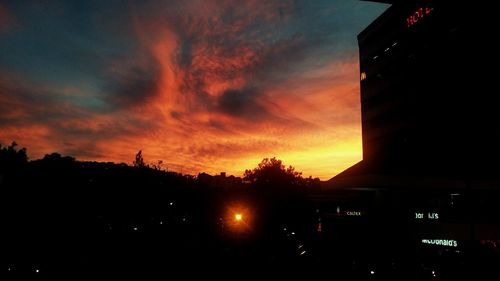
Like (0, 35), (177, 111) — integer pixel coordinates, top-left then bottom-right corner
(151, 160), (163, 171)
(133, 150), (146, 168)
(304, 175), (321, 189)
(42, 152), (75, 162)
(0, 141), (28, 172)
(244, 157), (303, 188)
(243, 157), (310, 233)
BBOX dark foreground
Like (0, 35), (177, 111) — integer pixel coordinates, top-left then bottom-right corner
(1, 157), (500, 280)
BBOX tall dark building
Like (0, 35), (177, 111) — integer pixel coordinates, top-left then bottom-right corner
(313, 2), (500, 274)
(335, 0), (498, 179)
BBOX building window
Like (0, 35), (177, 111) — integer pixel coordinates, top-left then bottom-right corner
(361, 72), (367, 81)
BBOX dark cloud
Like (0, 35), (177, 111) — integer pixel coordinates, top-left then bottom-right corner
(187, 139), (287, 161)
(102, 61), (160, 109)
(0, 75), (80, 127)
(0, 4), (15, 33)
(207, 119), (231, 133)
(61, 143), (106, 159)
(216, 87), (269, 120)
(0, 73), (162, 160)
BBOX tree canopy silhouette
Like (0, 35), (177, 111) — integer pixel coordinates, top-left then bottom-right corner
(0, 141), (28, 172)
(244, 157), (304, 189)
(133, 150), (146, 168)
(243, 157), (316, 234)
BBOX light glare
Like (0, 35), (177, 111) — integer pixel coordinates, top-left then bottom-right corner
(235, 213), (242, 221)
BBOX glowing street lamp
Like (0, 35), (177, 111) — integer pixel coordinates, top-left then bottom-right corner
(235, 213), (243, 222)
(224, 203), (253, 233)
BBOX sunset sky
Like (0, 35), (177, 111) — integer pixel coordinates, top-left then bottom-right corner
(0, 0), (388, 180)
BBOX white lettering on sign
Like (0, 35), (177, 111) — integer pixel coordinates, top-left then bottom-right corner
(428, 213), (439, 219)
(346, 211), (362, 216)
(415, 212), (439, 220)
(422, 239), (458, 247)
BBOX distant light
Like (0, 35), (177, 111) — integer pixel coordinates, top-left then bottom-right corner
(169, 202), (174, 206)
(7, 267), (11, 271)
(299, 250), (306, 256)
(298, 244), (303, 249)
(283, 228), (287, 231)
(432, 270), (436, 277)
(392, 42), (398, 47)
(235, 213), (242, 222)
(133, 227), (138, 231)
(373, 55), (379, 60)
(360, 72), (367, 81)
(226, 205), (252, 232)
(370, 270), (375, 275)
(35, 269), (40, 273)
(159, 221), (163, 225)
(291, 232), (295, 235)
(182, 218), (186, 222)
(384, 47), (390, 52)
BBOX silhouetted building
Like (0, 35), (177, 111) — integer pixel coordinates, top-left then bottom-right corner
(354, 0), (499, 175)
(316, 0), (500, 269)
(325, 1), (499, 185)
(197, 172), (242, 188)
(197, 172), (213, 185)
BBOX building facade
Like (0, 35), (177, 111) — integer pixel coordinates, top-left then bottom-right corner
(313, 1), (500, 277)
(358, 0), (498, 176)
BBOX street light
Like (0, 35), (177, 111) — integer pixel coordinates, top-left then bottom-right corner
(224, 203), (253, 233)
(235, 213), (243, 222)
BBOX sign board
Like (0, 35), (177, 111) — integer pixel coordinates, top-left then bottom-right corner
(421, 239), (458, 247)
(415, 212), (439, 220)
(407, 7), (434, 28)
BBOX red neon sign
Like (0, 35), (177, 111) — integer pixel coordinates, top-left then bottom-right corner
(407, 7), (434, 28)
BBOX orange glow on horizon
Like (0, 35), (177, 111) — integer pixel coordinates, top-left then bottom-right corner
(0, 57), (363, 180)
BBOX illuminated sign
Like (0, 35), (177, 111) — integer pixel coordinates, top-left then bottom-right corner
(345, 211), (362, 216)
(334, 206), (364, 217)
(422, 239), (458, 247)
(415, 212), (439, 220)
(407, 7), (434, 28)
